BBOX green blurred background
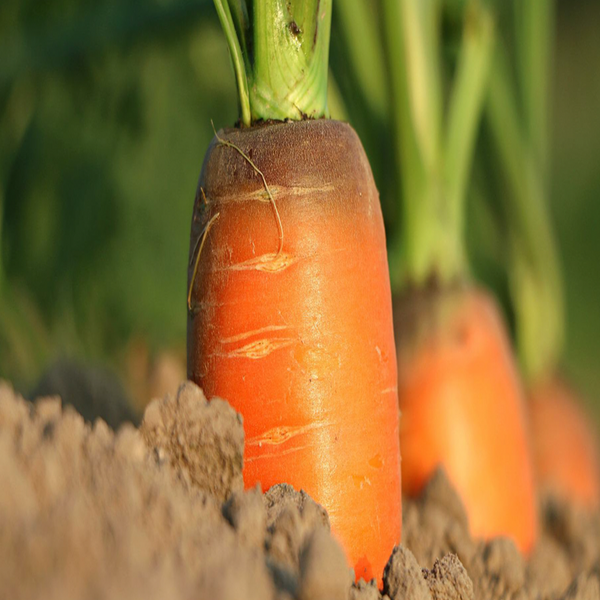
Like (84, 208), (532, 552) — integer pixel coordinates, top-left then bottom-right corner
(0, 0), (599, 419)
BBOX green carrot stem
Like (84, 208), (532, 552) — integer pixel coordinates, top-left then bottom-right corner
(334, 0), (388, 124)
(385, 0), (493, 290)
(214, 0), (332, 126)
(214, 0), (251, 126)
(327, 70), (349, 122)
(513, 0), (554, 178)
(444, 4), (495, 252)
(487, 48), (564, 383)
(384, 0), (440, 288)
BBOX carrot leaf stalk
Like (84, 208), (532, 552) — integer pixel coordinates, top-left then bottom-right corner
(214, 0), (332, 126)
(384, 0), (495, 290)
(334, 0), (388, 126)
(486, 5), (563, 384)
(491, 1), (600, 511)
(513, 0), (554, 180)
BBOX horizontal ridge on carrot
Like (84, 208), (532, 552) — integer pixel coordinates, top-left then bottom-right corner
(187, 0), (402, 584)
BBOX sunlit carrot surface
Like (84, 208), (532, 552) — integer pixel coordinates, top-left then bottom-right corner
(530, 376), (600, 510)
(188, 119), (402, 583)
(396, 286), (538, 554)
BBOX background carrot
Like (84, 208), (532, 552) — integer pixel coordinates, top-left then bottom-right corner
(396, 287), (537, 548)
(377, 0), (538, 553)
(484, 1), (600, 510)
(187, 0), (402, 584)
(530, 377), (600, 509)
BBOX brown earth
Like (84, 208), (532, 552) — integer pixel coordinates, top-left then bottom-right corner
(0, 380), (598, 600)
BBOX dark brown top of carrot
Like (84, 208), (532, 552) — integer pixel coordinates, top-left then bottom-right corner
(188, 119), (381, 317)
(197, 119), (375, 205)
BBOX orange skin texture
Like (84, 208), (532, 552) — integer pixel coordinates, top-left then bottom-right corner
(398, 288), (538, 554)
(188, 121), (402, 584)
(530, 376), (600, 510)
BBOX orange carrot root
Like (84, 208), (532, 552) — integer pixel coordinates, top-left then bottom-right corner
(395, 286), (538, 554)
(530, 376), (600, 511)
(188, 120), (402, 583)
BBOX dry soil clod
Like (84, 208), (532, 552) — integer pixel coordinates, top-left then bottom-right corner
(140, 380), (244, 503)
(0, 381), (599, 600)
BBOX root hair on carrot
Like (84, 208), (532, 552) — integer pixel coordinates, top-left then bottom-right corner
(200, 187), (208, 205)
(211, 120), (284, 256)
(187, 211), (221, 312)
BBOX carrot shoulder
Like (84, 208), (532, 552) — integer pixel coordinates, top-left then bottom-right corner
(187, 119), (402, 583)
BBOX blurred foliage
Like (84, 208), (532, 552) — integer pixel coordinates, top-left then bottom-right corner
(0, 0), (599, 421)
(0, 0), (237, 391)
(550, 1), (600, 413)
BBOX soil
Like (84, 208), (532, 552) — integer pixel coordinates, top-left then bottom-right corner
(0, 379), (598, 600)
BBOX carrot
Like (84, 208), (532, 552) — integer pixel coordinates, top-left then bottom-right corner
(187, 1), (402, 584)
(529, 377), (600, 509)
(486, 4), (600, 512)
(380, 0), (538, 553)
(396, 286), (537, 551)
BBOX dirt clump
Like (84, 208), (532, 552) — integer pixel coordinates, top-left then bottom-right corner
(560, 573), (600, 600)
(540, 495), (600, 576)
(297, 528), (352, 600)
(223, 484), (267, 550)
(402, 468), (600, 600)
(264, 483), (331, 569)
(0, 379), (599, 600)
(141, 380), (244, 503)
(0, 380), (248, 600)
(260, 483), (333, 597)
(423, 553), (474, 599)
(468, 537), (526, 599)
(350, 578), (381, 600)
(381, 546), (472, 600)
(401, 469), (477, 570)
(383, 545), (433, 600)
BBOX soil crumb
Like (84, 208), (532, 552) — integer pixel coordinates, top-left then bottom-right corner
(0, 380), (598, 600)
(423, 554), (474, 599)
(141, 381), (244, 502)
(383, 545), (433, 599)
(402, 468), (600, 600)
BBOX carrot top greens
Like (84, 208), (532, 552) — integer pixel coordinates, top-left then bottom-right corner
(486, 0), (563, 384)
(214, 0), (332, 126)
(382, 0), (495, 289)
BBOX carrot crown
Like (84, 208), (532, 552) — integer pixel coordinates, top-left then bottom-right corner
(213, 0), (332, 126)
(382, 0), (495, 289)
